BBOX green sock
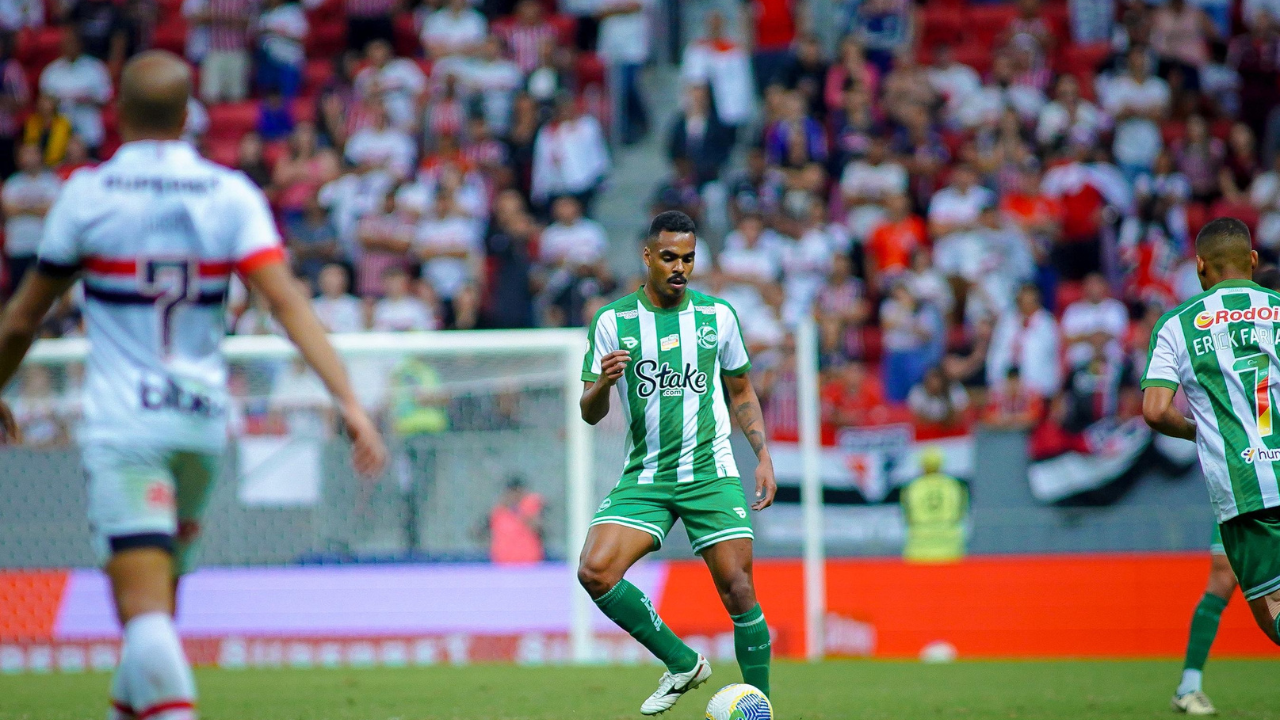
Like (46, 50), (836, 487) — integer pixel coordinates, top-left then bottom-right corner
(1184, 592), (1228, 672)
(594, 579), (698, 674)
(731, 604), (771, 697)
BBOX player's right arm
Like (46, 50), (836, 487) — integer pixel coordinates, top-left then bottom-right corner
(1140, 314), (1196, 441)
(579, 307), (626, 425)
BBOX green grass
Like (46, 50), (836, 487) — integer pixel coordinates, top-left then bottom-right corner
(1, 660), (1278, 719)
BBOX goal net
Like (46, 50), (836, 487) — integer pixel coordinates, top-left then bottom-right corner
(4, 330), (634, 660)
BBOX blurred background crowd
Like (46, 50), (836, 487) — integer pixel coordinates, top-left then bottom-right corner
(5, 0), (1280, 447)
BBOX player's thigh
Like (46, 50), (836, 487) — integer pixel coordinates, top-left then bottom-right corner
(588, 482), (677, 552)
(578, 522), (660, 585)
(675, 476), (754, 556)
(170, 451), (222, 576)
(1219, 508), (1280, 607)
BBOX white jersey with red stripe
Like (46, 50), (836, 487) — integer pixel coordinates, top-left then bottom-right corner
(36, 140), (284, 453)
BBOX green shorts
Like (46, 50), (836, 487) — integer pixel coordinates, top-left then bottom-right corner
(1219, 507), (1280, 601)
(591, 475), (754, 554)
(1210, 523), (1225, 556)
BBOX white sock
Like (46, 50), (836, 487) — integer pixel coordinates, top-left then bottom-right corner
(1177, 668), (1203, 696)
(122, 613), (197, 720)
(107, 642), (133, 719)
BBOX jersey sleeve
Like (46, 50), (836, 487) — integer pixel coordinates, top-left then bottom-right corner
(581, 308), (618, 382)
(719, 303), (751, 376)
(1141, 315), (1182, 391)
(34, 172), (87, 276)
(227, 174), (286, 275)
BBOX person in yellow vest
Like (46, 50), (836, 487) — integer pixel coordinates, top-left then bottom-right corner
(901, 447), (969, 562)
(390, 356), (449, 436)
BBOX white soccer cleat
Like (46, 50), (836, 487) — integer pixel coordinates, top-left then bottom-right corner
(1172, 690), (1218, 715)
(639, 654), (712, 715)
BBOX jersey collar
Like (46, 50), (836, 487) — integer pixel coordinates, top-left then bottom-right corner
(113, 140), (199, 163)
(1213, 278), (1261, 291)
(636, 286), (691, 314)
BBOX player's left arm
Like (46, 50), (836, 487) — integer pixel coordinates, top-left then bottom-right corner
(724, 372), (776, 511)
(1140, 314), (1195, 441)
(1142, 386), (1196, 441)
(0, 269), (78, 442)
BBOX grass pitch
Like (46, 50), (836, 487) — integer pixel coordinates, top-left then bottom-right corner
(1, 659), (1278, 719)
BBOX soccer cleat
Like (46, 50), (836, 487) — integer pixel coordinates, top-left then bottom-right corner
(639, 654), (712, 715)
(1172, 691), (1218, 715)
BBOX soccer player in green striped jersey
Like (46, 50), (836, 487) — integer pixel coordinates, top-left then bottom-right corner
(1143, 219), (1280, 699)
(577, 211), (777, 716)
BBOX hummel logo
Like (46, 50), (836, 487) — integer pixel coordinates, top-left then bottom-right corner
(621, 337), (638, 349)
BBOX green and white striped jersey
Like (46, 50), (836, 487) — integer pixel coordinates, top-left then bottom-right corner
(582, 288), (751, 485)
(1143, 279), (1280, 522)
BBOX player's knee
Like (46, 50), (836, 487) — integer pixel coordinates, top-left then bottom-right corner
(576, 558), (618, 598)
(717, 572), (756, 614)
(1207, 564), (1237, 598)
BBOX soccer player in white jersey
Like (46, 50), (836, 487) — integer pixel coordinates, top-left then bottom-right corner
(578, 211), (777, 715)
(1143, 219), (1280, 707)
(0, 52), (387, 720)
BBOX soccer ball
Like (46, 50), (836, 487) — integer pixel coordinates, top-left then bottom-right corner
(705, 683), (773, 720)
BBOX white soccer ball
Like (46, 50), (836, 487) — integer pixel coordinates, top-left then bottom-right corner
(705, 683), (773, 720)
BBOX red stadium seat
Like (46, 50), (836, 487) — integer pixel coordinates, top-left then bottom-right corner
(549, 14), (577, 46)
(952, 43), (993, 75)
(962, 5), (1017, 49)
(291, 96), (317, 124)
(576, 52), (605, 87)
(1059, 42), (1110, 76)
(1211, 200), (1260, 235)
(1161, 120), (1188, 147)
(306, 21), (346, 58)
(304, 58), (332, 94)
(1185, 201), (1209, 238)
(921, 7), (964, 47)
(207, 101), (259, 141)
(152, 23), (188, 55)
(306, 0), (345, 23)
(393, 13), (419, 57)
(207, 138), (240, 168)
(1055, 281), (1085, 315)
(17, 27), (62, 70)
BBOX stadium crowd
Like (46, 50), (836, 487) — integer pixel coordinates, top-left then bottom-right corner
(7, 0), (1280, 447)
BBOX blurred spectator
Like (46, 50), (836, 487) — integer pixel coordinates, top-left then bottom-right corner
(256, 90), (294, 141)
(987, 283), (1060, 396)
(944, 316), (995, 403)
(55, 133), (93, 178)
(827, 37), (879, 116)
(903, 245), (954, 316)
(814, 253), (869, 365)
(316, 50), (361, 149)
(1003, 0), (1056, 70)
(1035, 75), (1105, 153)
(312, 263), (364, 332)
(183, 96), (209, 146)
(319, 161), (395, 263)
(39, 29), (111, 152)
(356, 39), (427, 133)
(539, 195), (606, 269)
(667, 83), (732, 187)
(880, 281), (941, 402)
(372, 266), (437, 331)
(1251, 153), (1280, 251)
(354, 189), (413, 296)
(0, 32), (27, 178)
(776, 33), (828, 117)
(450, 35), (521, 135)
(497, 0), (557, 75)
(1061, 272), (1128, 365)
(1227, 16), (1280, 143)
(10, 366), (68, 447)
(908, 366), (969, 427)
(821, 360), (888, 427)
(765, 89), (826, 169)
(0, 0), (41, 33)
(1221, 122), (1260, 203)
(256, 0), (308, 97)
(956, 51), (1046, 130)
(782, 198), (839, 325)
(235, 131), (271, 188)
(185, 0), (252, 104)
(1150, 0), (1216, 89)
(982, 367), (1043, 429)
(66, 0), (132, 73)
(1059, 330), (1138, 433)
(900, 448), (968, 562)
(680, 10), (754, 133)
(2, 143), (60, 296)
(530, 95), (609, 213)
(345, 0), (395, 52)
(928, 164), (995, 277)
(928, 44), (979, 129)
(595, 0), (652, 144)
(422, 0), (487, 60)
(484, 191), (537, 328)
(268, 358), (335, 439)
(273, 121), (342, 222)
(1100, 47), (1169, 178)
(718, 210), (784, 315)
(346, 101), (415, 179)
(286, 192), (342, 286)
(415, 189), (484, 323)
(744, 0), (799, 93)
(22, 94), (72, 167)
(851, 0), (913, 74)
(726, 145), (782, 224)
(484, 476), (544, 565)
(841, 135), (907, 243)
(1040, 143), (1116, 279)
(522, 36), (568, 109)
(1173, 114), (1224, 203)
(829, 81), (878, 172)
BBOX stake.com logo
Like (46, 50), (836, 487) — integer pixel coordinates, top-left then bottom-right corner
(1194, 306), (1280, 330)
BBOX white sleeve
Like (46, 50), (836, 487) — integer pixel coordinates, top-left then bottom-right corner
(35, 173), (88, 273)
(718, 303), (751, 375)
(581, 308), (618, 381)
(1142, 316), (1183, 389)
(226, 174), (285, 274)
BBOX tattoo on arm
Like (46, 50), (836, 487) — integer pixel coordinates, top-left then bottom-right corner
(733, 399), (768, 457)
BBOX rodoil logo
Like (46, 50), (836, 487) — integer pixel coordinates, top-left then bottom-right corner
(1195, 305), (1280, 330)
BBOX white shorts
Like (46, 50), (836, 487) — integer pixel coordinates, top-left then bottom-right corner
(84, 442), (221, 574)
